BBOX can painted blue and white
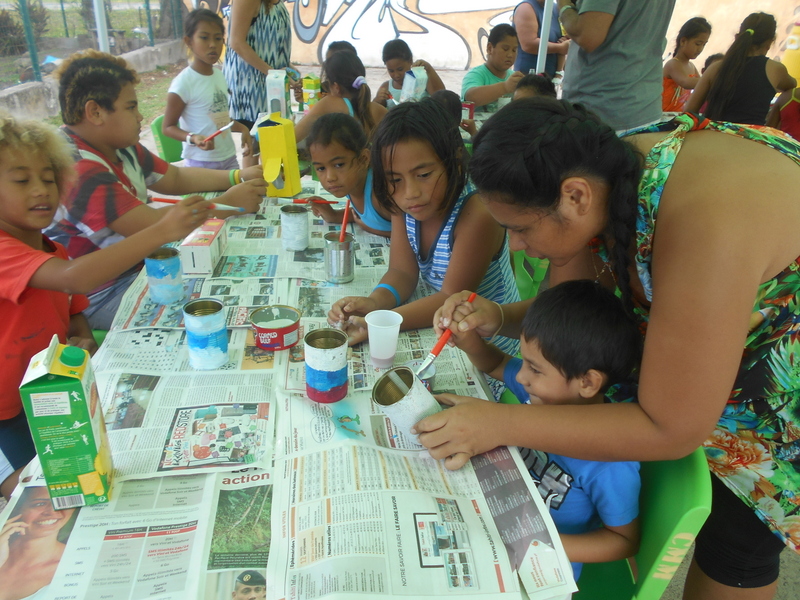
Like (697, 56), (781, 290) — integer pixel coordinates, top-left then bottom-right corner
(145, 248), (184, 304)
(304, 329), (348, 403)
(183, 299), (229, 370)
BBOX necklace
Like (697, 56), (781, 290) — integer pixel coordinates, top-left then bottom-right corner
(592, 255), (613, 283)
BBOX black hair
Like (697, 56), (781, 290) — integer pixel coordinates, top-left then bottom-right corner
(521, 280), (642, 386)
(705, 12), (777, 120)
(371, 98), (467, 216)
(430, 89), (463, 125)
(322, 51), (376, 137)
(470, 98), (642, 312)
(703, 52), (724, 73)
(327, 40), (357, 56)
(184, 8), (224, 38)
(515, 73), (557, 98)
(306, 112), (367, 155)
(672, 17), (711, 57)
(382, 39), (413, 63)
(54, 49), (139, 125)
(488, 23), (517, 47)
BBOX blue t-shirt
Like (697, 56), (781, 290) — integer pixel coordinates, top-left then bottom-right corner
(504, 358), (640, 580)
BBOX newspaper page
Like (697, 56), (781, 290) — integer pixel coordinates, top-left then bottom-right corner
(0, 466), (275, 600)
(267, 439), (576, 600)
(111, 274), (289, 331)
(0, 469), (215, 600)
(90, 369), (276, 481)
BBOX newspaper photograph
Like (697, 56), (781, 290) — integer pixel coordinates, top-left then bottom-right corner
(92, 370), (276, 481)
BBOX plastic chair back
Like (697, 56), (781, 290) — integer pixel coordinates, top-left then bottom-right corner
(513, 251), (549, 301)
(150, 115), (183, 163)
(573, 447), (712, 600)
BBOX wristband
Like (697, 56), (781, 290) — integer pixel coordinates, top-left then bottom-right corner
(488, 301), (505, 343)
(559, 4), (576, 18)
(374, 283), (401, 308)
(186, 133), (197, 145)
(229, 169), (237, 187)
(233, 169), (242, 185)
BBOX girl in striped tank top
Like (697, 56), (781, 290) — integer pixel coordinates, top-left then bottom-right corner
(328, 99), (519, 394)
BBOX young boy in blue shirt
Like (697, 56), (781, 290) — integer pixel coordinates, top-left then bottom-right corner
(448, 279), (642, 581)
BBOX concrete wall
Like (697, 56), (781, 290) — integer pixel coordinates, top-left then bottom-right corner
(281, 0), (799, 70)
(0, 40), (185, 121)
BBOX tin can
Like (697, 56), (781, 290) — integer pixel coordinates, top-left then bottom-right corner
(280, 205), (309, 251)
(183, 298), (229, 370)
(304, 328), (348, 403)
(404, 360), (436, 392)
(324, 231), (354, 284)
(250, 305), (302, 350)
(145, 246), (184, 304)
(461, 101), (475, 120)
(372, 366), (441, 444)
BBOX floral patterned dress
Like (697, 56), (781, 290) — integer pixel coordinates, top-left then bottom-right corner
(602, 113), (800, 551)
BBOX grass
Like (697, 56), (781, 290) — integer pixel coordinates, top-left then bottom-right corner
(41, 7), (160, 38)
(43, 59), (187, 129)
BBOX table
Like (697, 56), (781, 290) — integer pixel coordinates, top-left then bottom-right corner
(2, 182), (575, 600)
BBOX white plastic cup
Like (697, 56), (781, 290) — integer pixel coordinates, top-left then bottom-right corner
(364, 310), (403, 368)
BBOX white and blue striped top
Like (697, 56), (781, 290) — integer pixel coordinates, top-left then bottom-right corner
(405, 181), (520, 394)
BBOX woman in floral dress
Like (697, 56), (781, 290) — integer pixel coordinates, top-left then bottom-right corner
(416, 99), (800, 600)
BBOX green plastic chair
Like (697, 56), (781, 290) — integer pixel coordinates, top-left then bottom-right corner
(573, 447), (712, 600)
(92, 329), (108, 347)
(513, 251), (549, 301)
(150, 115), (183, 163)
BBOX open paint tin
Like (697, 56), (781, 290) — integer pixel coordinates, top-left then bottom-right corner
(250, 305), (302, 350)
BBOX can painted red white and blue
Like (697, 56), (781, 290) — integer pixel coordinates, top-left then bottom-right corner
(305, 339), (348, 403)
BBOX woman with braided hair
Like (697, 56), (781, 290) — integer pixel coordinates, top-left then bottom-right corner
(417, 97), (800, 599)
(686, 12), (795, 124)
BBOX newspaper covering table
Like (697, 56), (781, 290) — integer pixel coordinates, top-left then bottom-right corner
(1, 191), (576, 600)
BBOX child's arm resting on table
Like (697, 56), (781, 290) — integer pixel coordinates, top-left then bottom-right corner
(29, 197), (211, 295)
(560, 518), (640, 565)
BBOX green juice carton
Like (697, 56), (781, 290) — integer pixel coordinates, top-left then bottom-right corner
(19, 335), (113, 509)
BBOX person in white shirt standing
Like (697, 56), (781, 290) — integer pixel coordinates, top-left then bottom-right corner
(164, 9), (254, 169)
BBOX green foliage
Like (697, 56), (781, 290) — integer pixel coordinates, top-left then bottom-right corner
(17, 0), (49, 40)
(0, 10), (26, 57)
(208, 486), (272, 566)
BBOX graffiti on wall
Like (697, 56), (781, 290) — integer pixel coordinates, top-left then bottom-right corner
(286, 0), (516, 68)
(193, 0), (517, 69)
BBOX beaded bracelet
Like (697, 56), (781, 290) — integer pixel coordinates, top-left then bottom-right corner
(488, 301), (505, 343)
(374, 283), (401, 308)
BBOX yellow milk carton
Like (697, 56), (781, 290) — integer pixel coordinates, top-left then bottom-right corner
(259, 113), (302, 197)
(19, 335), (113, 509)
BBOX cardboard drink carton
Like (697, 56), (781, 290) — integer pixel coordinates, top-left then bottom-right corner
(259, 113), (302, 197)
(266, 69), (292, 119)
(399, 66), (428, 103)
(19, 335), (113, 509)
(302, 73), (321, 109)
(179, 218), (228, 275)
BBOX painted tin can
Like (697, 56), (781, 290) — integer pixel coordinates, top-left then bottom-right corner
(145, 246), (184, 304)
(372, 366), (441, 444)
(250, 305), (302, 350)
(183, 298), (229, 370)
(280, 204), (309, 251)
(323, 232), (354, 284)
(304, 328), (348, 403)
